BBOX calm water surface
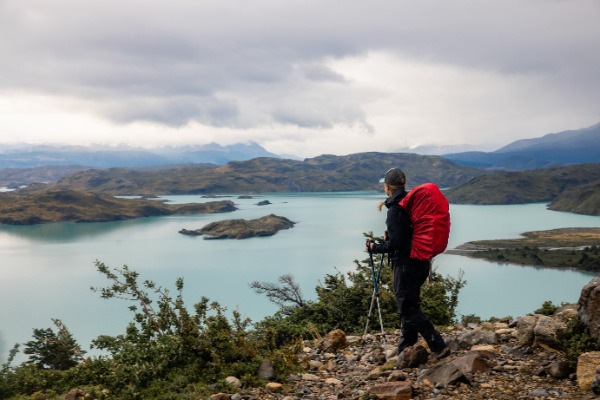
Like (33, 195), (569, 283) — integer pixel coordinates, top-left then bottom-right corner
(0, 192), (598, 362)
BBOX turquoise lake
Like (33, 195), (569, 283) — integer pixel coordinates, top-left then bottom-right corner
(0, 191), (598, 362)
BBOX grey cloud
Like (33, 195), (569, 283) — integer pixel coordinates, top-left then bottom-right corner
(102, 96), (241, 127)
(1, 0), (599, 130)
(271, 99), (373, 132)
(302, 64), (347, 83)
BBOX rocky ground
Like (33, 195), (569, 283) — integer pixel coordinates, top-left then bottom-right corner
(215, 311), (600, 400)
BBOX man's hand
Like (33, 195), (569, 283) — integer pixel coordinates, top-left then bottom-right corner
(365, 239), (375, 252)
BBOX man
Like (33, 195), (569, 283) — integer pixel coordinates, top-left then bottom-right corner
(366, 167), (450, 359)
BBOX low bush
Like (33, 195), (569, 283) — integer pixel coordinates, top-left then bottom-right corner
(2, 254), (465, 399)
(561, 317), (600, 367)
(252, 254), (465, 344)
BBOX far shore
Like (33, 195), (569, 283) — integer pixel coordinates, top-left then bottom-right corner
(446, 227), (600, 273)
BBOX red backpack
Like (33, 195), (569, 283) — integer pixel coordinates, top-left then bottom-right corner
(399, 183), (450, 261)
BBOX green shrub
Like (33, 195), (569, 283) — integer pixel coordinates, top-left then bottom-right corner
(2, 253), (466, 399)
(461, 314), (482, 326)
(534, 300), (558, 316)
(560, 317), (600, 367)
(86, 261), (299, 398)
(253, 255), (466, 341)
(1, 261), (301, 399)
(532, 300), (571, 316)
(23, 319), (85, 370)
(421, 270), (465, 326)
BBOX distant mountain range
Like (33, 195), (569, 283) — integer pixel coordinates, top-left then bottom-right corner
(1, 122), (599, 217)
(0, 142), (281, 169)
(394, 143), (498, 155)
(1, 121), (598, 172)
(7, 152), (598, 216)
(442, 122), (600, 170)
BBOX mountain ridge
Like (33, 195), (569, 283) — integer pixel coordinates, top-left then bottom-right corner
(443, 121), (600, 170)
(444, 163), (600, 215)
(33, 152), (484, 196)
(1, 121), (598, 172)
(0, 142), (280, 169)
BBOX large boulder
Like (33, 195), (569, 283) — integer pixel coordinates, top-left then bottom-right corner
(578, 276), (600, 341)
(457, 328), (499, 348)
(553, 304), (579, 322)
(514, 315), (537, 346)
(513, 314), (566, 348)
(533, 315), (567, 347)
(368, 381), (413, 400)
(397, 345), (429, 368)
(577, 351), (600, 392)
(318, 329), (348, 353)
(417, 351), (492, 387)
(548, 361), (574, 380)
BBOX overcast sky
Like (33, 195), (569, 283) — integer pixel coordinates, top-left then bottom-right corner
(1, 0), (599, 158)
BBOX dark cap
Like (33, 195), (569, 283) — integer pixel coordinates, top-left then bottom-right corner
(384, 167), (406, 186)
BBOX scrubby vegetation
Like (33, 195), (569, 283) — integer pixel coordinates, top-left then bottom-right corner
(533, 300), (563, 316)
(561, 316), (600, 367)
(252, 254), (464, 348)
(0, 248), (465, 399)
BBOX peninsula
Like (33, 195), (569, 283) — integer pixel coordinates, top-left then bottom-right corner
(448, 227), (600, 272)
(0, 189), (236, 225)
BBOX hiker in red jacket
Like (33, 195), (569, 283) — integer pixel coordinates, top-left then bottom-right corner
(367, 167), (450, 359)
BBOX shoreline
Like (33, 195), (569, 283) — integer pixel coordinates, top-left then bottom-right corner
(444, 247), (598, 274)
(445, 227), (600, 274)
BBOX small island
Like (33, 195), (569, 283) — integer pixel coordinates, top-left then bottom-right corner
(448, 227), (600, 272)
(179, 214), (295, 239)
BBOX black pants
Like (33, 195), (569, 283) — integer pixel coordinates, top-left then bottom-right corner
(393, 259), (446, 353)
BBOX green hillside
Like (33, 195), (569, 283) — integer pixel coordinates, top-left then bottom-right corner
(444, 163), (600, 215)
(37, 152), (485, 196)
(548, 181), (600, 215)
(7, 156), (600, 217)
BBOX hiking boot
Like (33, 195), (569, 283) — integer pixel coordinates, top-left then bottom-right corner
(397, 338), (417, 356)
(432, 346), (451, 360)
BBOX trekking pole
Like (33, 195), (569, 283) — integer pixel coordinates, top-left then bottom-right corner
(373, 252), (387, 354)
(362, 258), (377, 343)
(361, 248), (387, 356)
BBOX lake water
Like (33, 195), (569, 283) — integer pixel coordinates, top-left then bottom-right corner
(1, 192), (598, 363)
